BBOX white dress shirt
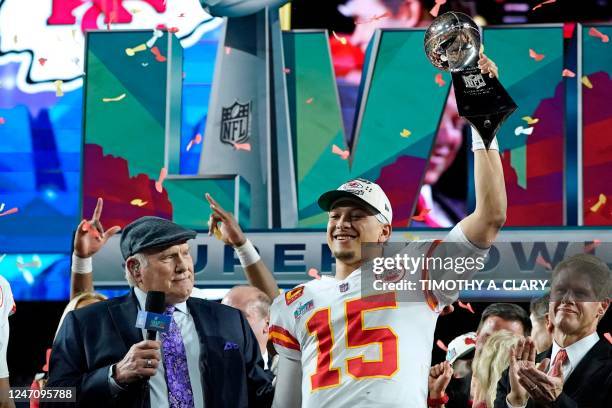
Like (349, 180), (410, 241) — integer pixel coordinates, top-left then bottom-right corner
(109, 287), (204, 408)
(506, 331), (600, 408)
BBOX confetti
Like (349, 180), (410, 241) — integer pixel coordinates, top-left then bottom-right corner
(588, 27), (609, 43)
(529, 49), (545, 62)
(429, 0), (447, 18)
(225, 46), (232, 55)
(584, 239), (601, 253)
(532, 0), (556, 11)
(411, 207), (431, 222)
(142, 62), (149, 67)
(54, 80), (63, 97)
(436, 339), (448, 352)
(403, 232), (420, 241)
(582, 76), (593, 89)
(283, 67), (291, 74)
(435, 73), (446, 87)
(332, 144), (349, 160)
(457, 300), (475, 314)
(589, 193), (607, 213)
(355, 11), (391, 25)
(168, 27), (179, 33)
(125, 43), (147, 56)
(146, 29), (164, 48)
(130, 198), (148, 207)
(0, 254), (5, 263)
(233, 142), (252, 151)
(604, 332), (612, 344)
(38, 57), (47, 66)
(102, 93), (126, 102)
(522, 116), (539, 125)
(305, 97), (314, 104)
(536, 255), (552, 270)
(155, 167), (168, 193)
(514, 126), (534, 136)
(186, 133), (202, 152)
(0, 117), (4, 125)
(400, 129), (412, 138)
(562, 69), (576, 78)
(563, 22), (576, 39)
(332, 31), (347, 45)
(150, 46), (167, 62)
(308, 268), (322, 280)
(0, 207), (19, 217)
(0, 203), (4, 212)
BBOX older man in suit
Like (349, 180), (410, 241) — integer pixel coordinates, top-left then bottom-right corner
(494, 253), (611, 408)
(46, 216), (274, 408)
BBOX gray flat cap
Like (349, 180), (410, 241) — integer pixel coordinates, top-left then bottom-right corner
(120, 216), (197, 260)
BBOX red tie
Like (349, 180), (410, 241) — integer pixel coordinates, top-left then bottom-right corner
(550, 349), (568, 377)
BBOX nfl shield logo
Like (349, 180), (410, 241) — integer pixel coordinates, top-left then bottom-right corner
(339, 282), (349, 293)
(462, 74), (486, 89)
(220, 101), (251, 145)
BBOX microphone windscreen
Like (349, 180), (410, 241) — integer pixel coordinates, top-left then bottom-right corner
(145, 291), (166, 314)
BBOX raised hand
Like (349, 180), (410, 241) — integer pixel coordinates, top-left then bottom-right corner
(74, 197), (121, 258)
(428, 360), (453, 399)
(205, 193), (247, 247)
(507, 337), (536, 406)
(518, 357), (563, 403)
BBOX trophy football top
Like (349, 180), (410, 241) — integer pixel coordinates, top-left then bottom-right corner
(424, 12), (481, 72)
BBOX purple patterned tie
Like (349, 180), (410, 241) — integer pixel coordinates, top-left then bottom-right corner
(160, 305), (195, 408)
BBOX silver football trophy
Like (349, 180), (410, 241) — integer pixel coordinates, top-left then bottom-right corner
(198, 0), (297, 227)
(424, 12), (517, 149)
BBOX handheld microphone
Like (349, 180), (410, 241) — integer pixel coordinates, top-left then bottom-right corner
(143, 290), (166, 341)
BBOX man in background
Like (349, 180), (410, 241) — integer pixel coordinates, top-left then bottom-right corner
(0, 275), (16, 408)
(529, 293), (553, 354)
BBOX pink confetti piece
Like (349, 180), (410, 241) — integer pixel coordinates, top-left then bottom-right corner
(305, 97), (314, 104)
(411, 207), (431, 222)
(532, 0), (556, 11)
(457, 300), (475, 314)
(0, 117), (5, 125)
(332, 144), (349, 160)
(584, 239), (601, 253)
(283, 67), (291, 74)
(435, 73), (446, 87)
(308, 268), (321, 280)
(38, 57), (47, 66)
(168, 27), (179, 33)
(155, 167), (168, 193)
(588, 27), (610, 43)
(225, 46), (231, 55)
(529, 48), (545, 62)
(604, 332), (612, 344)
(0, 207), (18, 217)
(150, 46), (167, 62)
(436, 339), (448, 352)
(429, 0), (447, 17)
(562, 69), (576, 77)
(233, 142), (251, 151)
(536, 255), (552, 270)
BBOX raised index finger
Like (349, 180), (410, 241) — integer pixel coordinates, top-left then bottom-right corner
(92, 197), (103, 221)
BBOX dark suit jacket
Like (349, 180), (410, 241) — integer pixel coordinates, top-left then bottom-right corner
(494, 339), (612, 408)
(44, 291), (274, 408)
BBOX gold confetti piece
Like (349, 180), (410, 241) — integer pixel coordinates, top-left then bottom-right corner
(102, 93), (127, 102)
(400, 129), (411, 138)
(125, 43), (147, 56)
(590, 193), (607, 213)
(130, 198), (148, 207)
(332, 30), (347, 45)
(582, 75), (593, 89)
(54, 80), (63, 97)
(522, 116), (539, 125)
(403, 232), (420, 241)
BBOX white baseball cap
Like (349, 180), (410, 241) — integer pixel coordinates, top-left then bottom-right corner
(318, 178), (393, 224)
(445, 332), (477, 365)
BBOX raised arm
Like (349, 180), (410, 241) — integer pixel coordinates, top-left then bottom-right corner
(71, 198), (121, 298)
(458, 54), (507, 249)
(205, 194), (280, 300)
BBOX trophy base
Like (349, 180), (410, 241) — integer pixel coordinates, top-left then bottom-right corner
(451, 68), (518, 149)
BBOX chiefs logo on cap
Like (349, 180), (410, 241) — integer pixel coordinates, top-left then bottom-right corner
(285, 286), (305, 305)
(345, 181), (363, 189)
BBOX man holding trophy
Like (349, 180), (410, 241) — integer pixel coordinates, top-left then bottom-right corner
(201, 11), (516, 408)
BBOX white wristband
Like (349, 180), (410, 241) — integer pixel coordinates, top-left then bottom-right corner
(471, 126), (499, 151)
(72, 253), (93, 274)
(234, 239), (260, 268)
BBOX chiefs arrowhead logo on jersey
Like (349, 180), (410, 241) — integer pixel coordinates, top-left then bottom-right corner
(285, 286), (305, 305)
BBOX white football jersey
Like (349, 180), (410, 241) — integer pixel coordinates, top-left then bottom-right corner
(0, 275), (16, 378)
(270, 225), (488, 408)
